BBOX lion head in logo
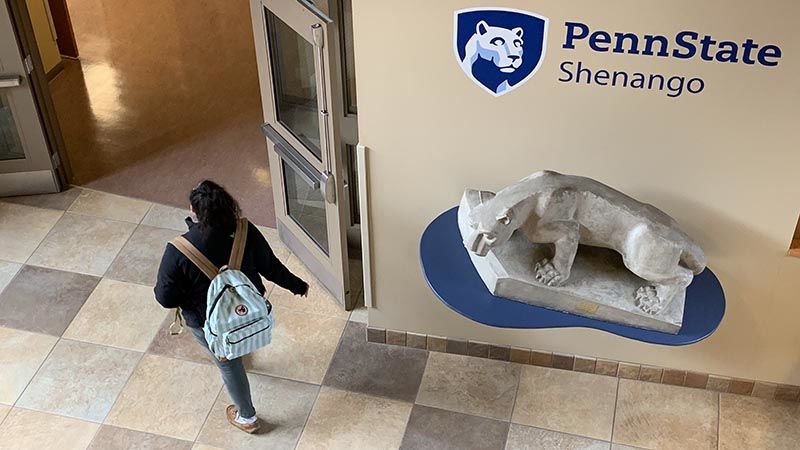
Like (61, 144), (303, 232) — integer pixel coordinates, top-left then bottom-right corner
(460, 20), (524, 93)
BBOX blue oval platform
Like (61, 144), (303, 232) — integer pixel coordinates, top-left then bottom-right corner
(420, 207), (725, 346)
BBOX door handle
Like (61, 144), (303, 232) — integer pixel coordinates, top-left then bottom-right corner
(261, 124), (320, 189)
(321, 171), (336, 204)
(311, 24), (333, 175)
(0, 75), (22, 88)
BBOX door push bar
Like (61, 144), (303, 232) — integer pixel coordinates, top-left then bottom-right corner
(0, 75), (22, 88)
(260, 123), (336, 204)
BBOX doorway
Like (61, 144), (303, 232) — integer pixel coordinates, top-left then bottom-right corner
(44, 0), (277, 225)
(250, 0), (361, 310)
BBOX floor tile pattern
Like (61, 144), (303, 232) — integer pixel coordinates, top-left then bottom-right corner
(613, 379), (718, 450)
(67, 190), (152, 224)
(323, 322), (428, 402)
(16, 339), (140, 422)
(513, 365), (617, 440)
(417, 352), (520, 421)
(197, 373), (318, 450)
(400, 404), (509, 450)
(63, 278), (167, 351)
(27, 213), (137, 276)
(0, 202), (63, 263)
(505, 424), (611, 450)
(297, 387), (412, 450)
(0, 327), (58, 404)
(105, 225), (180, 285)
(0, 191), (797, 449)
(0, 265), (100, 335)
(248, 305), (347, 384)
(0, 408), (99, 450)
(2, 187), (81, 210)
(0, 261), (21, 293)
(88, 425), (194, 450)
(105, 354), (223, 441)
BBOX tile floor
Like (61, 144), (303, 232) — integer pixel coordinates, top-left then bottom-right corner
(0, 188), (799, 449)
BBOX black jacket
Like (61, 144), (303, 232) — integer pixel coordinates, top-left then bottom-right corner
(154, 218), (307, 328)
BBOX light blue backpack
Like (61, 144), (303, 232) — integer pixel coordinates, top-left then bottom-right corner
(170, 218), (273, 360)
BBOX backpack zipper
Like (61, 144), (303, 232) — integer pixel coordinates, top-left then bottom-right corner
(228, 317), (263, 334)
(227, 323), (271, 344)
(207, 284), (264, 337)
(207, 285), (233, 337)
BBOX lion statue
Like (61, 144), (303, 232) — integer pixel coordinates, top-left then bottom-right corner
(460, 171), (707, 315)
(461, 20), (524, 94)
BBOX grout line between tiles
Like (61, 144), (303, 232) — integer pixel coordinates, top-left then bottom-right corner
(60, 209), (150, 227)
(63, 188), (82, 211)
(0, 325), (59, 341)
(100, 351), (147, 426)
(523, 425), (614, 447)
(99, 222), (142, 280)
(21, 210), (66, 267)
(0, 262), (23, 298)
(397, 400), (415, 449)
(507, 361), (524, 426)
(318, 312), (352, 385)
(85, 412), (104, 446)
(242, 368), (325, 389)
(66, 186), (153, 222)
(610, 376), (621, 445)
(193, 384), (225, 444)
(0, 405), (9, 429)
(59, 336), (156, 358)
(410, 349), (431, 405)
(97, 275), (157, 289)
(716, 392), (721, 450)
(12, 336), (60, 409)
(294, 384), (325, 450)
(3, 405), (107, 433)
(141, 203), (156, 226)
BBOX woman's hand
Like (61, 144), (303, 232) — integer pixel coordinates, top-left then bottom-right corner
(299, 281), (310, 297)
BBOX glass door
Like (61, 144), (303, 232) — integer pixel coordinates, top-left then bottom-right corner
(251, 0), (354, 308)
(0, 0), (60, 196)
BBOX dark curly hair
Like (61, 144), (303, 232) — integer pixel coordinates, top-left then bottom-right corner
(190, 180), (241, 235)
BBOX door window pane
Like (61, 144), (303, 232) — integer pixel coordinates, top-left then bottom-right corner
(283, 160), (329, 254)
(267, 10), (322, 161)
(0, 94), (25, 161)
(340, 0), (357, 114)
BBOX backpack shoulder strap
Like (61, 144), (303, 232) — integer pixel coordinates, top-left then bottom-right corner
(170, 236), (219, 280)
(228, 218), (249, 270)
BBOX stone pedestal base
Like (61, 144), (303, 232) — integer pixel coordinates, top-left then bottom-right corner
(458, 210), (684, 334)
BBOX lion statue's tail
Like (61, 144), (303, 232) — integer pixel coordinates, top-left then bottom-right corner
(680, 240), (707, 275)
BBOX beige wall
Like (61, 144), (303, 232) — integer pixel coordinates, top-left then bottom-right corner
(353, 0), (800, 384)
(26, 0), (61, 73)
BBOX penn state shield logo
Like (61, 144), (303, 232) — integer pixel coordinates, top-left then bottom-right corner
(454, 8), (549, 96)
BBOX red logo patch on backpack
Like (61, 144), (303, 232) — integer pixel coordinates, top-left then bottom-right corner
(235, 304), (248, 316)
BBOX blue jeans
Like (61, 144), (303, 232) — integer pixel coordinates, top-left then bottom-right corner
(189, 327), (256, 418)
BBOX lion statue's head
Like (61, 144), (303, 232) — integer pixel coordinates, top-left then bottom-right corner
(463, 20), (524, 74)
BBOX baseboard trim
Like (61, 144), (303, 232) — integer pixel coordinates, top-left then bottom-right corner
(365, 326), (800, 403)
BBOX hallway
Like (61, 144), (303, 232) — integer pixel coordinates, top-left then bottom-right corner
(49, 0), (276, 226)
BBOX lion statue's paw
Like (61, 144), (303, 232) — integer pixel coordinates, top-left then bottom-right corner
(635, 286), (664, 315)
(534, 259), (563, 287)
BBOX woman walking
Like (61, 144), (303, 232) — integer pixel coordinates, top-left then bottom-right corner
(154, 180), (308, 433)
